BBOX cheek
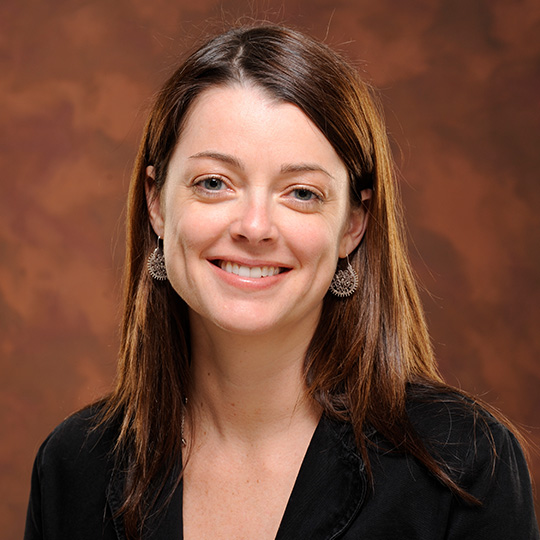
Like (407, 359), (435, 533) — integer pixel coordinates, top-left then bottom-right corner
(283, 216), (341, 268)
(163, 203), (227, 260)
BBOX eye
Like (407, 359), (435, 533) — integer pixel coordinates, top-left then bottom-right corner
(290, 187), (321, 202)
(191, 175), (232, 200)
(293, 188), (314, 200)
(199, 177), (225, 191)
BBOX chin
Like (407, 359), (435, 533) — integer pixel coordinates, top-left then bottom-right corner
(213, 315), (285, 336)
(188, 304), (292, 337)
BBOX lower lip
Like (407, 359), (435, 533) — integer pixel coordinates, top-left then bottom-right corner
(209, 261), (287, 290)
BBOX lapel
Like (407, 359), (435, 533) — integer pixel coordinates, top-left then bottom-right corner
(275, 415), (367, 539)
(106, 415), (366, 540)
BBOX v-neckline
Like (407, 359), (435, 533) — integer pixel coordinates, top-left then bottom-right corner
(107, 415), (367, 539)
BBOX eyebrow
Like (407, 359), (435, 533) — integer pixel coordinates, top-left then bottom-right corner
(188, 151), (244, 170)
(188, 151), (335, 180)
(280, 163), (335, 180)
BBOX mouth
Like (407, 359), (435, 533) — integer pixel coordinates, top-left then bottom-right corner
(211, 260), (289, 279)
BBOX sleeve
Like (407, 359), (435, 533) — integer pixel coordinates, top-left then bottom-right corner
(446, 421), (539, 539)
(24, 439), (47, 540)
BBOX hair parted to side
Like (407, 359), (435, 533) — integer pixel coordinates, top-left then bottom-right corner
(100, 23), (501, 537)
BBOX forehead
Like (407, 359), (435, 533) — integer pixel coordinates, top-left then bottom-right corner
(170, 84), (347, 178)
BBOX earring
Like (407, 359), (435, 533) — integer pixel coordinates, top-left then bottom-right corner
(147, 236), (167, 280)
(329, 255), (358, 297)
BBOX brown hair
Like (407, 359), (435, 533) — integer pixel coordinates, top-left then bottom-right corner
(101, 23), (511, 537)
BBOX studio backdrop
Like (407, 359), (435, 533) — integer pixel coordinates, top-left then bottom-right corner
(1, 1), (539, 537)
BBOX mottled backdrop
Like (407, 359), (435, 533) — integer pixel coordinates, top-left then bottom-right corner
(1, 0), (539, 536)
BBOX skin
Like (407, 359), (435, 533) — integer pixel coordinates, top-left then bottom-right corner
(146, 84), (371, 539)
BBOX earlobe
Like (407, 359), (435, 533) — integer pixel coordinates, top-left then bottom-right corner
(339, 188), (372, 258)
(145, 166), (165, 237)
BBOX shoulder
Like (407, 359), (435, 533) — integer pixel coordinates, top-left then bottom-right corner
(34, 402), (119, 485)
(406, 385), (513, 439)
(406, 386), (501, 445)
(405, 385), (528, 490)
(356, 385), (539, 537)
(26, 403), (122, 538)
(393, 386), (539, 537)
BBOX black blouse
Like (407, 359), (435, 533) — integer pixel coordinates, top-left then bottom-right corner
(25, 396), (539, 539)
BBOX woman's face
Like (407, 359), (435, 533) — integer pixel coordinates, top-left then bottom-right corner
(146, 85), (369, 337)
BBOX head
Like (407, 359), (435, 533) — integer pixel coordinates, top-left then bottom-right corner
(122, 23), (435, 411)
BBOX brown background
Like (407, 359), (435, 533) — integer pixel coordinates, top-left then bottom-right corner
(1, 0), (539, 537)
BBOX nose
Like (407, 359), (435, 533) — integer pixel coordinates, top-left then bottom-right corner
(229, 191), (278, 244)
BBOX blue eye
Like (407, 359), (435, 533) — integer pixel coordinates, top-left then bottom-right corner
(293, 188), (317, 201)
(201, 177), (224, 190)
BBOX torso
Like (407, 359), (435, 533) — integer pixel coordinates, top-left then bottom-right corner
(25, 396), (539, 540)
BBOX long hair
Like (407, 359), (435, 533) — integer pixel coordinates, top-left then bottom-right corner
(101, 23), (507, 537)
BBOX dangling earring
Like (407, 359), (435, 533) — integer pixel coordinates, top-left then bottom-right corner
(329, 255), (358, 297)
(147, 236), (167, 280)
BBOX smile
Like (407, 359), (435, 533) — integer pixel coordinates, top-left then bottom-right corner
(217, 260), (285, 279)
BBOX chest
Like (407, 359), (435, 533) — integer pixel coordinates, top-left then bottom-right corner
(182, 449), (303, 540)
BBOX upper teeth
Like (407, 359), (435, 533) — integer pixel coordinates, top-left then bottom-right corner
(220, 261), (281, 278)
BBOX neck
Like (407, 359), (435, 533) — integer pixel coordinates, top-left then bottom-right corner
(187, 313), (321, 446)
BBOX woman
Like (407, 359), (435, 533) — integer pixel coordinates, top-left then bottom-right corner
(25, 24), (539, 539)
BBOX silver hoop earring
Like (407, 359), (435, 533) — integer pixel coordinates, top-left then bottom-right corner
(329, 255), (358, 297)
(147, 236), (167, 280)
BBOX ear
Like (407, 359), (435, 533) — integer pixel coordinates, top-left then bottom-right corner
(145, 166), (165, 237)
(338, 189), (372, 258)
